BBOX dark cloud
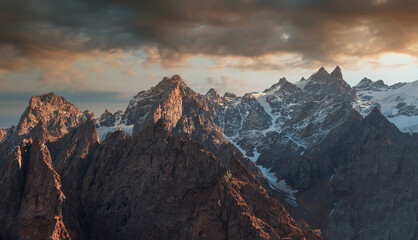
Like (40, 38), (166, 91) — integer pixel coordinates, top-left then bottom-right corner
(1, 0), (418, 70)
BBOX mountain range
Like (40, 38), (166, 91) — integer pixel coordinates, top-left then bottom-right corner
(0, 67), (417, 240)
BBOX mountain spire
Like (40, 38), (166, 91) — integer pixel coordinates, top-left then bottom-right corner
(330, 66), (343, 79)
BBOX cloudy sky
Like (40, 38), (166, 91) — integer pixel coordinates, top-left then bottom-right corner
(1, 0), (418, 127)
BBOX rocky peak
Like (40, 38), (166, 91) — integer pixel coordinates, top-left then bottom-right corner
(83, 110), (96, 121)
(205, 88), (222, 106)
(205, 88), (218, 97)
(354, 78), (388, 91)
(122, 75), (191, 129)
(15, 92), (84, 142)
(222, 92), (239, 104)
(263, 77), (289, 93)
(306, 67), (330, 83)
(313, 66), (329, 76)
(114, 110), (124, 118)
(357, 77), (373, 87)
(29, 92), (61, 109)
(304, 66), (356, 101)
(223, 92), (238, 99)
(155, 75), (186, 91)
(388, 82), (407, 90)
(363, 107), (394, 131)
(205, 88), (221, 100)
(330, 65), (343, 79)
(98, 109), (116, 127)
(279, 77), (289, 84)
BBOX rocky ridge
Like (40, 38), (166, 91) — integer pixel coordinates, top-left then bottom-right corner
(0, 93), (321, 238)
(88, 69), (417, 239)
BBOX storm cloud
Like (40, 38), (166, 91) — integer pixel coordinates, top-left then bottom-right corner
(1, 0), (418, 70)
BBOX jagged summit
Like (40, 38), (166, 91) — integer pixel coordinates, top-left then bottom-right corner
(98, 109), (116, 127)
(317, 66), (328, 75)
(28, 92), (65, 109)
(303, 66), (356, 101)
(309, 66), (345, 82)
(354, 78), (387, 91)
(263, 77), (289, 93)
(156, 75), (186, 89)
(205, 88), (221, 103)
(122, 75), (191, 127)
(357, 77), (373, 86)
(15, 92), (84, 141)
(330, 65), (343, 79)
(223, 92), (238, 98)
(205, 88), (218, 96)
(83, 110), (96, 121)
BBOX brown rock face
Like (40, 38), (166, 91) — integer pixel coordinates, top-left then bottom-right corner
(14, 92), (84, 144)
(0, 120), (99, 240)
(81, 120), (320, 240)
(12, 138), (70, 240)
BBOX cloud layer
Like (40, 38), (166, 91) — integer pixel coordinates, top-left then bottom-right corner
(1, 0), (418, 71)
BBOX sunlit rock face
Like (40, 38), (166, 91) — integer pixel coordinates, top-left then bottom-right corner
(0, 128), (7, 143)
(5, 92), (85, 148)
(120, 75), (267, 183)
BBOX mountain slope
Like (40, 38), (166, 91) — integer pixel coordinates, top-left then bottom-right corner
(82, 120), (320, 239)
(202, 67), (418, 240)
(354, 79), (418, 133)
(325, 108), (418, 239)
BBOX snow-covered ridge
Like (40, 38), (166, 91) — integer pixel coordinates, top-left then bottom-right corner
(353, 79), (418, 133)
(95, 109), (134, 142)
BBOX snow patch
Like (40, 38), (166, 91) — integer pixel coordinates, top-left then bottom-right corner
(226, 136), (299, 206)
(354, 80), (418, 133)
(96, 124), (134, 142)
(387, 115), (418, 134)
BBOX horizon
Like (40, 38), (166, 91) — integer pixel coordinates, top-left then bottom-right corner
(1, 65), (416, 128)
